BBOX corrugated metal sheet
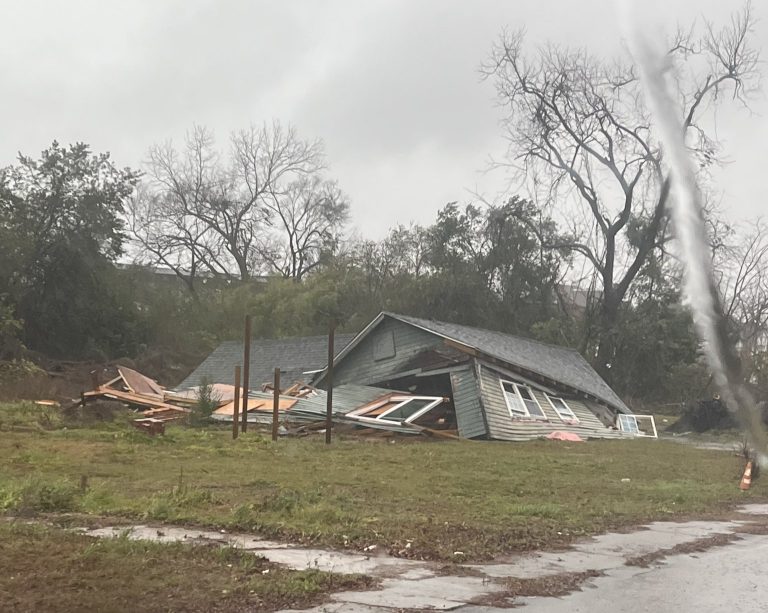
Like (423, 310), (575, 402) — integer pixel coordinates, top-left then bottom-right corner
(477, 363), (626, 441)
(450, 366), (487, 439)
(210, 384), (395, 423)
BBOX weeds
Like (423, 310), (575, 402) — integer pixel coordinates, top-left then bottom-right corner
(0, 401), (63, 431)
(0, 477), (80, 514)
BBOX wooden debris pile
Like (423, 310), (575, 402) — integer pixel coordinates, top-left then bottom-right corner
(71, 365), (190, 433)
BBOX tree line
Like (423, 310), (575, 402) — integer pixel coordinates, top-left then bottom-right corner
(0, 3), (765, 407)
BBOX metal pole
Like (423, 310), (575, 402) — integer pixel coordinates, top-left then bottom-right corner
(325, 320), (336, 445)
(232, 365), (241, 440)
(272, 367), (280, 441)
(241, 315), (251, 434)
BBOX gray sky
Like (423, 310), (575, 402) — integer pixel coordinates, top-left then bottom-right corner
(1, 0), (765, 238)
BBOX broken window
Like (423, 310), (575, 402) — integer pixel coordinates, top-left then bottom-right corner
(347, 395), (444, 426)
(379, 397), (436, 421)
(618, 414), (658, 438)
(500, 380), (546, 419)
(618, 414), (640, 434)
(545, 394), (579, 423)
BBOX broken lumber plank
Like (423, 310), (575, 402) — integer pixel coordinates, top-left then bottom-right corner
(132, 418), (165, 436)
(117, 366), (164, 397)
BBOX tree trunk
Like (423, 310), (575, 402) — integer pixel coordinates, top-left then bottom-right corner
(595, 293), (621, 382)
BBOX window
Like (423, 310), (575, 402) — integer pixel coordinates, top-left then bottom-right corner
(500, 380), (546, 419)
(378, 397), (437, 422)
(545, 395), (579, 423)
(346, 395), (444, 425)
(617, 414), (658, 438)
(617, 414), (640, 434)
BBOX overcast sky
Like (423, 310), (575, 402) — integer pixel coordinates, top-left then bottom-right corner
(1, 0), (765, 238)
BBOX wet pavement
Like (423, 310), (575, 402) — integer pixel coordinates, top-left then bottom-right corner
(76, 504), (768, 612)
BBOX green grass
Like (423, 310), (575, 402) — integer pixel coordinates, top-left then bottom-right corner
(0, 402), (764, 560)
(0, 521), (374, 613)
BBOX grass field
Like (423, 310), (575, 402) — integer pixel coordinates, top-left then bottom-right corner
(0, 521), (373, 613)
(0, 401), (763, 561)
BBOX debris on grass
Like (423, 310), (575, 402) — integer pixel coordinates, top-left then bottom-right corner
(624, 533), (739, 567)
(471, 569), (605, 607)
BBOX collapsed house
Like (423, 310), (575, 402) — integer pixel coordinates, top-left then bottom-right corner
(176, 312), (654, 440)
(311, 313), (652, 441)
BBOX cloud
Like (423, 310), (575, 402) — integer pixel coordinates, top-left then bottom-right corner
(0, 0), (764, 236)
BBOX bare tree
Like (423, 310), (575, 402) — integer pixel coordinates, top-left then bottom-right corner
(136, 122), (327, 282)
(258, 175), (349, 280)
(717, 219), (768, 383)
(126, 184), (228, 297)
(484, 3), (759, 378)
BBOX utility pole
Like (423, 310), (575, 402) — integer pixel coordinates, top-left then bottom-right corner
(325, 319), (336, 445)
(241, 315), (251, 433)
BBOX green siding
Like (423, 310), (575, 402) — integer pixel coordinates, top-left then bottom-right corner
(477, 363), (625, 441)
(450, 366), (488, 439)
(328, 317), (444, 387)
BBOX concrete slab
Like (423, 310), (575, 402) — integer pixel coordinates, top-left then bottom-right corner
(471, 551), (621, 579)
(453, 607), (517, 613)
(278, 603), (393, 613)
(516, 533), (768, 612)
(471, 520), (741, 579)
(737, 503), (768, 515)
(80, 524), (426, 575)
(572, 521), (740, 557)
(334, 576), (503, 611)
(249, 547), (425, 575)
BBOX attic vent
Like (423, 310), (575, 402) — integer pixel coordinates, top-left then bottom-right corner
(373, 330), (396, 361)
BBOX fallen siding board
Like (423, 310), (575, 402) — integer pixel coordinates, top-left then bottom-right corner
(450, 368), (487, 439)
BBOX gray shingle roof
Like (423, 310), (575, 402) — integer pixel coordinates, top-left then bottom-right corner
(384, 312), (629, 413)
(177, 334), (356, 390)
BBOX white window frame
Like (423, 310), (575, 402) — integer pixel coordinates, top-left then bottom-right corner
(545, 394), (580, 424)
(617, 414), (658, 438)
(346, 396), (444, 425)
(500, 380), (547, 420)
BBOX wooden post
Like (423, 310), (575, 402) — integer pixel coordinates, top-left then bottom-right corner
(272, 367), (281, 441)
(233, 365), (241, 440)
(241, 315), (251, 434)
(325, 320), (336, 445)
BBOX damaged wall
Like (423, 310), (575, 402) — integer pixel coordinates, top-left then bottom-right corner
(476, 364), (625, 441)
(450, 366), (488, 439)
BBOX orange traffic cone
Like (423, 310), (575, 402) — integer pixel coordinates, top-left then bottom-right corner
(740, 460), (753, 491)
